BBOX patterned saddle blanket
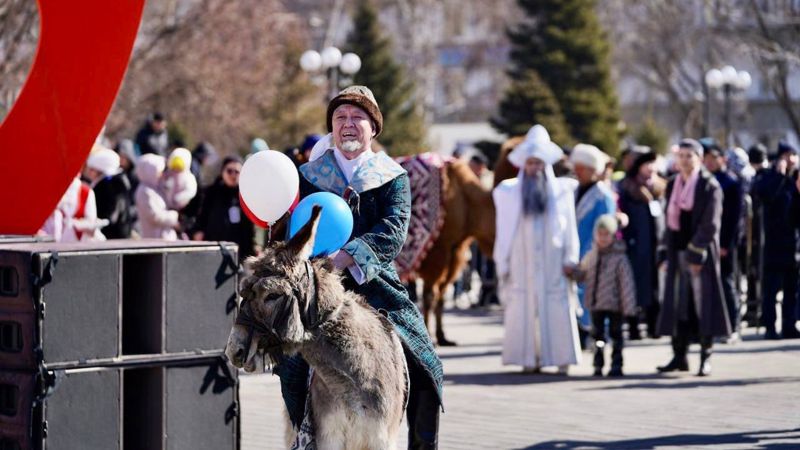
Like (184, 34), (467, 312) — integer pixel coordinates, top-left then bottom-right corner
(394, 153), (449, 281)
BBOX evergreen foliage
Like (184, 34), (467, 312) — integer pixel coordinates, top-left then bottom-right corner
(345, 0), (426, 156)
(496, 0), (621, 155)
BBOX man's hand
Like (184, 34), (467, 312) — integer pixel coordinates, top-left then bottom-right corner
(720, 248), (728, 258)
(689, 263), (702, 276)
(332, 250), (355, 270)
(562, 265), (576, 277)
(193, 231), (204, 241)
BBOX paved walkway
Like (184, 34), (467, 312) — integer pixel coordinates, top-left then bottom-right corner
(239, 307), (800, 449)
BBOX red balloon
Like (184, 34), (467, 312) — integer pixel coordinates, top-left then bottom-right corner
(240, 193), (270, 229)
(0, 0), (145, 234)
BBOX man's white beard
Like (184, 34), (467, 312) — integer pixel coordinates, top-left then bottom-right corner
(340, 140), (363, 153)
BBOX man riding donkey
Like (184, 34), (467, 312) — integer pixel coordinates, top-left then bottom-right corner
(275, 85), (443, 449)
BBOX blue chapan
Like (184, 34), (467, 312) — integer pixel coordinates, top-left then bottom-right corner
(277, 149), (444, 428)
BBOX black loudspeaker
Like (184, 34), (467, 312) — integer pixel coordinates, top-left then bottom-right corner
(0, 240), (238, 369)
(123, 359), (238, 450)
(0, 369), (122, 450)
(0, 250), (121, 370)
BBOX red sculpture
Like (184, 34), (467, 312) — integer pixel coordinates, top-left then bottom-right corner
(0, 0), (145, 234)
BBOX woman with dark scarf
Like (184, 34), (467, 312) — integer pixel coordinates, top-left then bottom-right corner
(192, 155), (255, 261)
(618, 150), (666, 339)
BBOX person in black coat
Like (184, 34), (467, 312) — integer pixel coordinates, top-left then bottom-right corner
(657, 139), (730, 376)
(703, 144), (743, 337)
(750, 142), (800, 340)
(619, 150), (666, 339)
(85, 147), (134, 239)
(192, 156), (255, 261)
(135, 112), (169, 157)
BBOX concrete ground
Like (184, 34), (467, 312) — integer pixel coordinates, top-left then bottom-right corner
(239, 307), (800, 449)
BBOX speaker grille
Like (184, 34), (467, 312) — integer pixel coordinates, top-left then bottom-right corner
(0, 266), (18, 297)
(0, 383), (18, 416)
(0, 322), (22, 353)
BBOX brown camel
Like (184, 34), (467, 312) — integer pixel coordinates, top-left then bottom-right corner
(416, 159), (497, 346)
(416, 137), (532, 346)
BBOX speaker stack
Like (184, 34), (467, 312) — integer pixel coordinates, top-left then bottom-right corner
(0, 240), (240, 450)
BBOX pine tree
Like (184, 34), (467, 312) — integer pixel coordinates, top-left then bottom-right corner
(345, 0), (426, 156)
(490, 70), (571, 144)
(497, 0), (621, 155)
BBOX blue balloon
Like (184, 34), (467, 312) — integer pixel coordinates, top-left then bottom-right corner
(289, 192), (354, 257)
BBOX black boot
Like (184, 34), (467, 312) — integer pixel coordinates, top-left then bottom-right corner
(697, 337), (712, 377)
(657, 334), (689, 373)
(593, 340), (605, 376)
(406, 350), (439, 450)
(407, 388), (439, 449)
(608, 339), (624, 377)
(627, 316), (642, 340)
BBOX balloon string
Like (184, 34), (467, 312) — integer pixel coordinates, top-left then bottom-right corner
(268, 225), (272, 243)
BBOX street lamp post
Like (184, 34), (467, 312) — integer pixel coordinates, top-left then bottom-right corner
(300, 46), (362, 101)
(705, 65), (752, 147)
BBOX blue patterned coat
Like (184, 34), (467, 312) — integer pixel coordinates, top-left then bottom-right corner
(276, 149), (443, 427)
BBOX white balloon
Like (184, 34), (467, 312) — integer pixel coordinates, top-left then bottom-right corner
(239, 150), (299, 224)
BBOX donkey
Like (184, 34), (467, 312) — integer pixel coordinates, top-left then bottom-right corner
(225, 206), (407, 450)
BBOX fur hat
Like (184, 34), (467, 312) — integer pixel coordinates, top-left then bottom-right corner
(508, 124), (564, 167)
(570, 143), (608, 175)
(87, 145), (121, 176)
(326, 85), (383, 137)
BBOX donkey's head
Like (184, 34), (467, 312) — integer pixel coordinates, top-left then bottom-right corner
(225, 205), (326, 372)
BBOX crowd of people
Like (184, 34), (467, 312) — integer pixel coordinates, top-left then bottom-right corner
(36, 113), (323, 263)
(486, 124), (800, 378)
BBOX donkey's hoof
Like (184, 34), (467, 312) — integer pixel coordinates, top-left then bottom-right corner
(437, 337), (457, 347)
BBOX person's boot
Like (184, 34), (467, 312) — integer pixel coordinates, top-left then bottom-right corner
(608, 340), (624, 377)
(657, 335), (689, 373)
(593, 340), (605, 377)
(627, 316), (642, 340)
(697, 337), (712, 377)
(406, 388), (439, 449)
(781, 323), (800, 339)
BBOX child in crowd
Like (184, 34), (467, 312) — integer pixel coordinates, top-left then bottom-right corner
(570, 214), (637, 376)
(160, 147), (198, 211)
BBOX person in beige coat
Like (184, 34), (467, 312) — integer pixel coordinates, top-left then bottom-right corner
(135, 153), (179, 240)
(571, 214), (637, 376)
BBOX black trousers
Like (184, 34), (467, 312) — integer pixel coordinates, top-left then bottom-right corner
(591, 311), (624, 370)
(720, 249), (740, 332)
(404, 347), (439, 450)
(761, 264), (799, 334)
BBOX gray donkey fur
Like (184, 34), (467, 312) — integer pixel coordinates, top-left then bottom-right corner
(226, 206), (407, 449)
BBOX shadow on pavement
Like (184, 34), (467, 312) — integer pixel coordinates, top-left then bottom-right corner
(517, 427), (800, 449)
(439, 350), (502, 360)
(581, 376), (800, 391)
(714, 343), (800, 354)
(444, 371), (662, 386)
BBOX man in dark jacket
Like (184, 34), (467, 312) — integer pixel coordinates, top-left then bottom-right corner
(703, 143), (743, 338)
(750, 141), (800, 339)
(657, 139), (730, 376)
(135, 112), (169, 157)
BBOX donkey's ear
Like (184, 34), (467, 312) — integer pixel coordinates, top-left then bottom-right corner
(287, 204), (322, 260)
